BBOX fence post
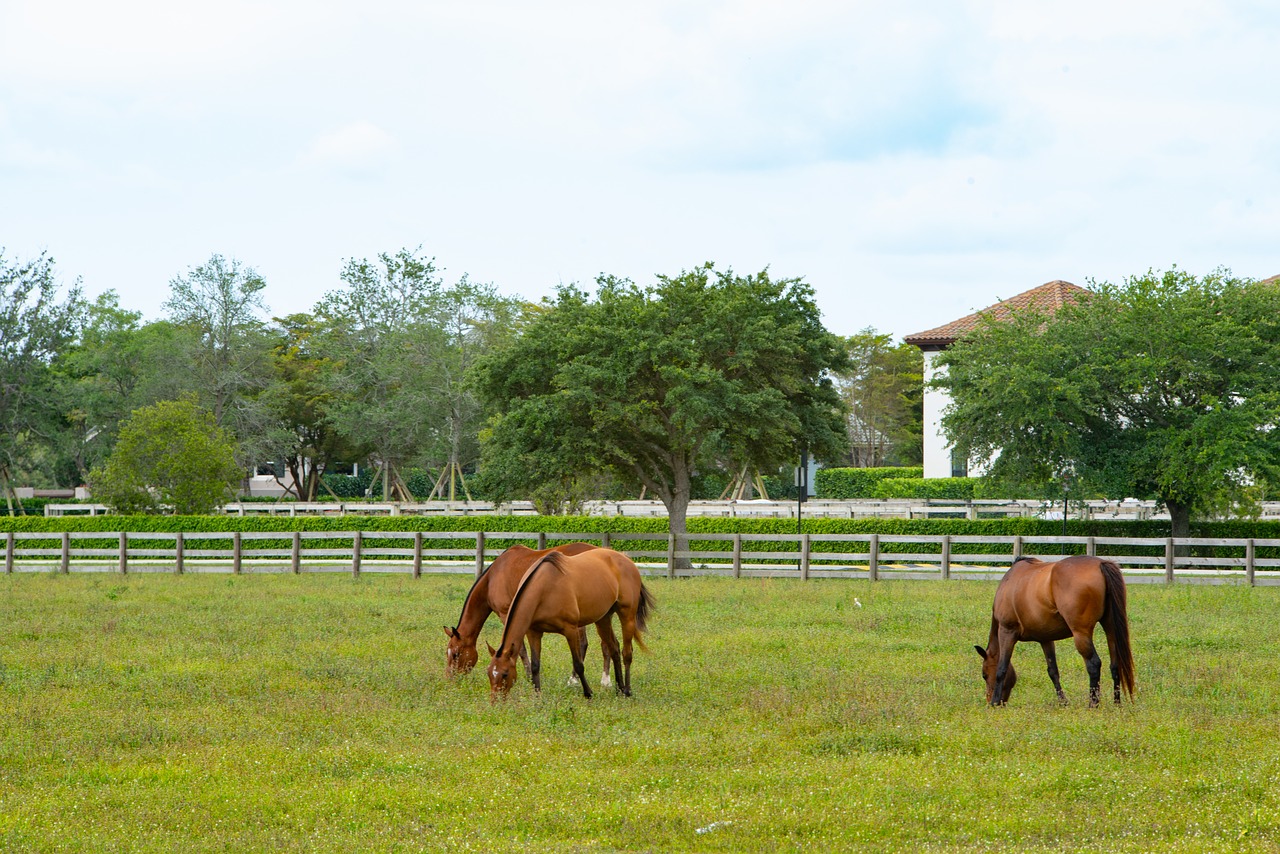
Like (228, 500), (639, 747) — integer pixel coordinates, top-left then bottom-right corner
(941, 534), (951, 580)
(233, 532), (243, 575)
(118, 532), (128, 575)
(1087, 536), (1096, 557)
(176, 532), (185, 575)
(475, 532), (486, 578)
(667, 533), (676, 580)
(538, 532), (547, 550)
(5, 531), (14, 574)
(1013, 535), (1023, 562)
(60, 532), (70, 574)
(1246, 539), (1256, 587)
(869, 533), (880, 582)
(413, 532), (423, 579)
(291, 532), (301, 574)
(733, 533), (742, 579)
(1164, 538), (1174, 584)
(352, 531), (363, 578)
(800, 533), (810, 581)
(602, 531), (611, 550)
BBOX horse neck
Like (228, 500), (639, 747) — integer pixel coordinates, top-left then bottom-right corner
(456, 574), (494, 641)
(986, 617), (1001, 656)
(498, 558), (552, 655)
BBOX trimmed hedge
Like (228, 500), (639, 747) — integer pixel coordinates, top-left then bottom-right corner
(6, 514), (1280, 563)
(815, 467), (923, 499)
(872, 477), (978, 500)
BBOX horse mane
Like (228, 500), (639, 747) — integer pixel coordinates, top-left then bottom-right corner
(496, 551), (569, 653)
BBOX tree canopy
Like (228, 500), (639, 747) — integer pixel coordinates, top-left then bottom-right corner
(474, 264), (848, 555)
(835, 329), (923, 467)
(0, 251), (84, 509)
(90, 397), (242, 515)
(937, 268), (1280, 536)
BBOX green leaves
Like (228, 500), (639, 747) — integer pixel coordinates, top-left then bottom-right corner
(939, 268), (1280, 534)
(474, 265), (849, 521)
(89, 398), (242, 515)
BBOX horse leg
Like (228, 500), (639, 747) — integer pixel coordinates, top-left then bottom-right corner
(567, 627), (587, 688)
(1103, 629), (1124, 704)
(991, 627), (1017, 706)
(595, 617), (622, 692)
(1040, 640), (1067, 704)
(527, 632), (544, 694)
(1072, 630), (1103, 707)
(617, 611), (640, 698)
(564, 631), (592, 699)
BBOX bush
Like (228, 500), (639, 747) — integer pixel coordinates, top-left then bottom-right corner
(872, 477), (976, 500)
(816, 467), (923, 499)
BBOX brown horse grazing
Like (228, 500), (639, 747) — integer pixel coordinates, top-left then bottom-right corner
(444, 543), (606, 683)
(487, 548), (655, 700)
(976, 555), (1136, 707)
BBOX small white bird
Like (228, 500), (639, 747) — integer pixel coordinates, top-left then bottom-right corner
(854, 597), (863, 608)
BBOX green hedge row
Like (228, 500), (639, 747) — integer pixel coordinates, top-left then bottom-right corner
(815, 467), (923, 499)
(7, 515), (1280, 562)
(871, 477), (991, 500)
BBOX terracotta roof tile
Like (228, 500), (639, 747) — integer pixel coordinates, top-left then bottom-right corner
(904, 280), (1087, 349)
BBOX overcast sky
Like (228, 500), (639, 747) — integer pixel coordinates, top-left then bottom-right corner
(3, 1), (1278, 339)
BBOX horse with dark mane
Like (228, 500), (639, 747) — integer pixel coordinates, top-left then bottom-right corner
(444, 543), (607, 683)
(975, 555), (1135, 707)
(487, 548), (655, 700)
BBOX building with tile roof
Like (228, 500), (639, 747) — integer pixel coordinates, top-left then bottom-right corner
(904, 280), (1088, 478)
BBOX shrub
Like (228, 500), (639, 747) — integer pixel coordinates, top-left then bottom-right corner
(816, 466), (923, 499)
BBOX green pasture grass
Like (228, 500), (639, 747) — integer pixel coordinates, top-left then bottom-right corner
(2, 574), (1278, 852)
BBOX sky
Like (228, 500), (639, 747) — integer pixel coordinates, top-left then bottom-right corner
(3, 1), (1278, 340)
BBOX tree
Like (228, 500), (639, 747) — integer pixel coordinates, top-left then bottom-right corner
(937, 268), (1280, 537)
(313, 249), (446, 500)
(474, 264), (849, 562)
(263, 313), (366, 500)
(0, 250), (85, 509)
(163, 254), (276, 465)
(419, 277), (523, 500)
(835, 329), (923, 467)
(90, 397), (242, 515)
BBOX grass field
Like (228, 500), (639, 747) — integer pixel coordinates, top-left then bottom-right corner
(2, 572), (1278, 852)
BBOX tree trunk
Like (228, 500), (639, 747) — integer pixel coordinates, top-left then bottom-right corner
(664, 488), (693, 571)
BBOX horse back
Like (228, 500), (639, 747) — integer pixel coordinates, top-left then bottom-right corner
(485, 542), (599, 616)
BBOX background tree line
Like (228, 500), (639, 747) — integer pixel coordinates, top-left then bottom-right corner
(2, 248), (920, 517)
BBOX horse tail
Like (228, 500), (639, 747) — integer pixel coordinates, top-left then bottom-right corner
(632, 581), (656, 653)
(1099, 559), (1136, 699)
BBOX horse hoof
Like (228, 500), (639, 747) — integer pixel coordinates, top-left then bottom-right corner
(600, 673), (612, 688)
(567, 675), (581, 687)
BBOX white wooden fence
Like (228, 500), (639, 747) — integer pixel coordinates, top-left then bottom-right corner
(4, 530), (1279, 586)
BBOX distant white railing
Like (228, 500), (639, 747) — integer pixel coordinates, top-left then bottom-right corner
(47, 497), (1280, 521)
(4, 530), (1278, 586)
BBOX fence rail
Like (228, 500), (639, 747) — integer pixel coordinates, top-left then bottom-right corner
(4, 530), (1279, 586)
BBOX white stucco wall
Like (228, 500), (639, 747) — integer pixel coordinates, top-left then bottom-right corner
(921, 350), (953, 479)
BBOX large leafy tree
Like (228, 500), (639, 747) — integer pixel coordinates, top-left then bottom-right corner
(89, 397), (242, 515)
(0, 251), (84, 509)
(835, 329), (923, 467)
(475, 264), (849, 559)
(938, 268), (1280, 537)
(314, 249), (446, 500)
(163, 254), (276, 465)
(262, 313), (366, 500)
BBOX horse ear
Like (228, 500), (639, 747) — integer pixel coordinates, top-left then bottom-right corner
(443, 626), (456, 638)
(974, 645), (987, 659)
(486, 642), (497, 657)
